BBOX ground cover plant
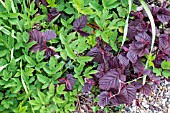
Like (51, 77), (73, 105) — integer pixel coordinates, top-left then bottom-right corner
(0, 0), (170, 113)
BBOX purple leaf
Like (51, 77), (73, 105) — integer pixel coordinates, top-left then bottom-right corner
(73, 15), (88, 31)
(127, 19), (147, 39)
(133, 82), (143, 89)
(133, 59), (144, 74)
(118, 54), (129, 67)
(43, 30), (56, 41)
(99, 69), (121, 91)
(41, 0), (48, 6)
(139, 84), (151, 96)
(82, 82), (93, 93)
(98, 91), (110, 107)
(86, 47), (104, 64)
(45, 47), (57, 59)
(120, 85), (136, 104)
(159, 34), (170, 55)
(127, 50), (137, 63)
(110, 94), (127, 106)
(110, 85), (136, 105)
(29, 30), (46, 52)
(29, 29), (43, 44)
(135, 32), (151, 43)
(47, 8), (59, 23)
(65, 74), (75, 90)
(157, 8), (170, 23)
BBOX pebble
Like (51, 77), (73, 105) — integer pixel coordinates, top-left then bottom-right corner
(142, 100), (149, 108)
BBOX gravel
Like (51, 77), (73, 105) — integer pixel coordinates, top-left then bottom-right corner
(124, 80), (170, 113)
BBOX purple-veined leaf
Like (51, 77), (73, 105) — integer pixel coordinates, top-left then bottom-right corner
(47, 8), (59, 23)
(120, 84), (136, 104)
(139, 84), (151, 96)
(86, 47), (104, 64)
(118, 54), (129, 67)
(43, 30), (56, 41)
(133, 82), (143, 89)
(99, 69), (121, 91)
(135, 32), (151, 43)
(98, 91), (110, 107)
(73, 15), (88, 31)
(82, 82), (93, 93)
(65, 74), (75, 90)
(110, 94), (127, 106)
(127, 50), (137, 63)
(157, 8), (170, 23)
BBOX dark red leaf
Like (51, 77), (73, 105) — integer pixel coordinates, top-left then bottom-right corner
(118, 54), (129, 67)
(43, 30), (56, 41)
(86, 47), (104, 64)
(98, 91), (110, 107)
(82, 82), (93, 93)
(139, 84), (151, 96)
(157, 8), (170, 23)
(110, 94), (127, 106)
(65, 74), (75, 90)
(47, 8), (59, 23)
(133, 82), (143, 89)
(127, 50), (137, 63)
(120, 85), (136, 104)
(99, 69), (120, 91)
(73, 15), (88, 31)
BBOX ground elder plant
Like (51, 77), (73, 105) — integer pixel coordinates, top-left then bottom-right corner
(0, 0), (170, 113)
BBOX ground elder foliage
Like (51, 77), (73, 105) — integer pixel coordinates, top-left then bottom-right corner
(0, 0), (170, 113)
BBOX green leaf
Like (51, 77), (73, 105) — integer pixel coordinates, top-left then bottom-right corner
(57, 84), (66, 94)
(102, 0), (119, 9)
(25, 55), (36, 66)
(77, 56), (93, 63)
(32, 15), (45, 23)
(37, 74), (50, 84)
(37, 90), (46, 105)
(49, 83), (54, 95)
(0, 26), (10, 35)
(53, 96), (65, 104)
(65, 44), (76, 59)
(153, 68), (162, 76)
(162, 70), (170, 78)
(161, 61), (170, 70)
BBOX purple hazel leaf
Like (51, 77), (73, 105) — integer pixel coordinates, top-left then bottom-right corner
(65, 74), (75, 90)
(118, 54), (129, 67)
(133, 82), (143, 89)
(157, 8), (170, 23)
(82, 82), (93, 93)
(73, 15), (88, 31)
(110, 94), (127, 106)
(98, 91), (110, 107)
(86, 47), (104, 64)
(43, 30), (56, 41)
(159, 34), (170, 56)
(135, 32), (151, 43)
(139, 84), (151, 96)
(45, 47), (57, 59)
(47, 8), (59, 23)
(120, 84), (136, 104)
(127, 50), (137, 63)
(99, 69), (120, 91)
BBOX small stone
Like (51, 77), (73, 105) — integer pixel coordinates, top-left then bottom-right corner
(142, 101), (149, 108)
(153, 103), (159, 107)
(158, 111), (163, 113)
